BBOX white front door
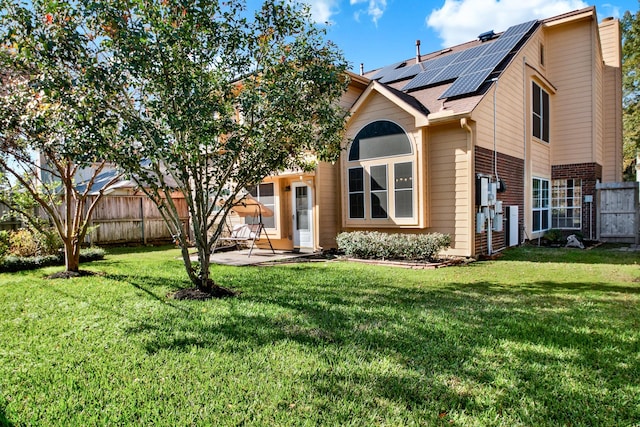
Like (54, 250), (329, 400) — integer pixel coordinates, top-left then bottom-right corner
(292, 182), (314, 249)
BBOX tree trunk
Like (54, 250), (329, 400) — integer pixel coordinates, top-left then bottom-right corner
(64, 239), (80, 272)
(198, 246), (212, 292)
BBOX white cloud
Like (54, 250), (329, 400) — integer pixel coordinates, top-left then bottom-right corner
(303, 0), (339, 23)
(599, 3), (621, 19)
(350, 0), (388, 25)
(426, 0), (589, 47)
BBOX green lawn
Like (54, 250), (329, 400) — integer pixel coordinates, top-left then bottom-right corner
(0, 245), (638, 426)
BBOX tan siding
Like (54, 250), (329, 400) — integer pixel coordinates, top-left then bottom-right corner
(347, 92), (416, 137)
(546, 21), (596, 165)
(530, 141), (551, 177)
(427, 123), (471, 256)
(473, 32), (544, 160)
(316, 162), (340, 249)
(342, 91), (425, 228)
(340, 86), (363, 111)
(599, 18), (623, 182)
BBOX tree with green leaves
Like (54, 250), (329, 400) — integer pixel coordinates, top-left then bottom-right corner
(0, 0), (124, 273)
(96, 0), (349, 294)
(622, 6), (640, 181)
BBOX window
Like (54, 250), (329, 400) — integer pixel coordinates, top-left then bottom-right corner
(532, 177), (550, 233)
(349, 121), (412, 161)
(246, 183), (276, 228)
(348, 167), (365, 218)
(532, 82), (549, 142)
(539, 43), (545, 67)
(394, 162), (413, 218)
(346, 121), (415, 222)
(552, 179), (582, 229)
(370, 165), (388, 218)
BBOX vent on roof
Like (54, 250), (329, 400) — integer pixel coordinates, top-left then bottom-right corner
(395, 62), (407, 69)
(478, 30), (495, 42)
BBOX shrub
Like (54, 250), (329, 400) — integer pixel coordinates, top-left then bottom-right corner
(0, 230), (9, 259)
(542, 229), (565, 245)
(37, 231), (63, 256)
(79, 247), (106, 262)
(336, 231), (451, 261)
(0, 254), (61, 272)
(9, 229), (39, 257)
(0, 247), (106, 273)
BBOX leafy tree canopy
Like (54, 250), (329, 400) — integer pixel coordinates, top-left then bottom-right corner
(622, 6), (640, 180)
(93, 0), (349, 291)
(0, 0), (125, 272)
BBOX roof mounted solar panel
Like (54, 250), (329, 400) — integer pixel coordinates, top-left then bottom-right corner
(402, 68), (443, 91)
(370, 61), (406, 80)
(429, 59), (474, 83)
(439, 69), (492, 99)
(470, 51), (507, 71)
(397, 19), (538, 96)
(422, 51), (462, 70)
(506, 20), (538, 37)
(453, 44), (489, 63)
(379, 62), (425, 83)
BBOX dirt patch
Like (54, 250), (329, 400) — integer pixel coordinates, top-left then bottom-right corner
(170, 282), (239, 300)
(46, 270), (98, 279)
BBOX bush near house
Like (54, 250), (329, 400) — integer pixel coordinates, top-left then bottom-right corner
(336, 231), (451, 261)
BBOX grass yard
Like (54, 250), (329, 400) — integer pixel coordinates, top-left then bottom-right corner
(0, 244), (638, 426)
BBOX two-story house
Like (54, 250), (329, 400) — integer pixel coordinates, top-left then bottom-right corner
(245, 6), (622, 257)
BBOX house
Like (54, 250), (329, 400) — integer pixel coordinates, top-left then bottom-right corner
(247, 6), (623, 257)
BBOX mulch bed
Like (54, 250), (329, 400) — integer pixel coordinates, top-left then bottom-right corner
(46, 270), (98, 279)
(170, 282), (239, 300)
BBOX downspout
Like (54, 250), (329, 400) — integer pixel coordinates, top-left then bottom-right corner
(461, 117), (476, 257)
(493, 77), (500, 182)
(522, 56), (529, 243)
(492, 77), (505, 254)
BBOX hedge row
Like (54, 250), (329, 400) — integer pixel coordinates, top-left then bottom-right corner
(0, 247), (106, 273)
(336, 231), (451, 262)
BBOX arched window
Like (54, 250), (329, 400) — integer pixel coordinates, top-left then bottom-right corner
(346, 121), (415, 222)
(349, 121), (412, 161)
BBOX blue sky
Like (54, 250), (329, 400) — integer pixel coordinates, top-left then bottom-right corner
(295, 0), (638, 73)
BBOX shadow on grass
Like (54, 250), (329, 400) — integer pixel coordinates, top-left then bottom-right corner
(0, 402), (14, 427)
(104, 273), (192, 312)
(119, 263), (639, 422)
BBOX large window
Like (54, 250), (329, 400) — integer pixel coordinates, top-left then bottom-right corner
(246, 183), (276, 228)
(552, 179), (582, 229)
(532, 82), (550, 143)
(346, 121), (415, 222)
(532, 178), (550, 233)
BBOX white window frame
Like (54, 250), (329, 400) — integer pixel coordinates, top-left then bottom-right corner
(532, 177), (550, 233)
(345, 121), (417, 225)
(552, 179), (582, 230)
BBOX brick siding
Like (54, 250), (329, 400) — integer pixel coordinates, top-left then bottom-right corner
(474, 147), (524, 255)
(552, 163), (602, 240)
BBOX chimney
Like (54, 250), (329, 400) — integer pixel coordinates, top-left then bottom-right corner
(416, 40), (421, 62)
(360, 63), (364, 76)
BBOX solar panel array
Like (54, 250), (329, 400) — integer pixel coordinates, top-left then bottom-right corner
(374, 20), (538, 99)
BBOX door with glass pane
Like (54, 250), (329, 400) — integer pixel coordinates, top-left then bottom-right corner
(292, 183), (313, 249)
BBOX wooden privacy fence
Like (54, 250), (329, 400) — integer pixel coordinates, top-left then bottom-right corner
(85, 194), (189, 245)
(596, 182), (639, 244)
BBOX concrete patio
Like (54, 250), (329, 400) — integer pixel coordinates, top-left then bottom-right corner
(207, 248), (313, 266)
